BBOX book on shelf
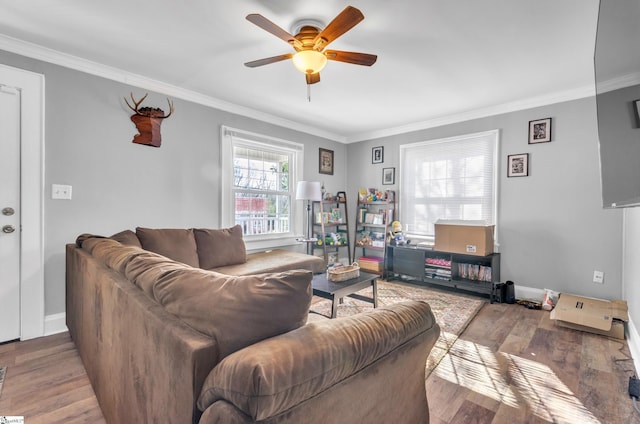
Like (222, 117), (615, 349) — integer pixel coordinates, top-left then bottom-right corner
(358, 208), (367, 223)
(425, 257), (451, 268)
(425, 267), (452, 280)
(364, 213), (384, 225)
(457, 263), (492, 282)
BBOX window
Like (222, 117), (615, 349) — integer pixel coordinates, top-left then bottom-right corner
(399, 130), (499, 239)
(221, 126), (303, 244)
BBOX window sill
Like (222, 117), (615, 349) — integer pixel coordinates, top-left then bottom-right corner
(244, 236), (305, 254)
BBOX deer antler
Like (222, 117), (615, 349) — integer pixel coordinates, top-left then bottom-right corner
(163, 98), (174, 119)
(124, 92), (149, 114)
(125, 92), (174, 118)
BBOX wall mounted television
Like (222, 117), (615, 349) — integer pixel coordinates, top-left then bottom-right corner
(595, 0), (640, 208)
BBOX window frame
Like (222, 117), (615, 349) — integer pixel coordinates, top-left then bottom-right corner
(398, 129), (500, 243)
(221, 126), (304, 250)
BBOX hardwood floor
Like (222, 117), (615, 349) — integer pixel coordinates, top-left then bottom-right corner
(427, 302), (640, 424)
(0, 332), (105, 423)
(0, 302), (638, 423)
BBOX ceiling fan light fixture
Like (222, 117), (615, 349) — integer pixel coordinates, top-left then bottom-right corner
(292, 50), (327, 74)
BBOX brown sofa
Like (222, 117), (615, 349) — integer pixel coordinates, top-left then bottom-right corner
(66, 227), (441, 423)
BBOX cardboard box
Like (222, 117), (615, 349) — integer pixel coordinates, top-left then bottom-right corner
(549, 293), (629, 339)
(434, 220), (495, 256)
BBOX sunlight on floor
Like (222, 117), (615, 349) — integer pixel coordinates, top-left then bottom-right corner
(434, 338), (600, 423)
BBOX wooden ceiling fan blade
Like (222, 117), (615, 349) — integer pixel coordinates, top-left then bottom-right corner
(325, 50), (377, 66)
(306, 73), (321, 85)
(313, 6), (364, 49)
(246, 14), (303, 49)
(244, 54), (293, 68)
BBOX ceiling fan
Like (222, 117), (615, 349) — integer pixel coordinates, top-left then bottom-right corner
(244, 5), (377, 93)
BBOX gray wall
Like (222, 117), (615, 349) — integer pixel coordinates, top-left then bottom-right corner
(0, 50), (347, 316)
(1, 48), (627, 316)
(347, 97), (624, 299)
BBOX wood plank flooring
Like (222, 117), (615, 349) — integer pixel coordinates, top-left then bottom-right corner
(0, 302), (638, 423)
(427, 302), (640, 424)
(0, 332), (105, 423)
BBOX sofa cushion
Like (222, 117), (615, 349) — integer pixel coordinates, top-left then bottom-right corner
(82, 237), (152, 274)
(127, 262), (313, 361)
(124, 253), (194, 298)
(194, 226), (246, 270)
(211, 249), (325, 275)
(197, 301), (437, 420)
(109, 229), (142, 248)
(136, 227), (199, 268)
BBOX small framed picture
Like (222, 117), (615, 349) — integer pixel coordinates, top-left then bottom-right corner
(319, 148), (334, 175)
(507, 153), (529, 177)
(382, 167), (395, 185)
(528, 118), (552, 144)
(372, 146), (384, 164)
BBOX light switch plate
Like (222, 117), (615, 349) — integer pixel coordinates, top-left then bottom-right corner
(52, 184), (72, 200)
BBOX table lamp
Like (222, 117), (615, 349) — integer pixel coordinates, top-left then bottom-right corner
(296, 181), (322, 253)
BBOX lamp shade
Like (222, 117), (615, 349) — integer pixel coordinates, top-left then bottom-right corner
(292, 50), (327, 74)
(296, 181), (322, 201)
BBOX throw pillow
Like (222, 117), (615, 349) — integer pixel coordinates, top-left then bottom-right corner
(149, 267), (312, 361)
(109, 229), (142, 248)
(135, 227), (199, 268)
(194, 226), (247, 270)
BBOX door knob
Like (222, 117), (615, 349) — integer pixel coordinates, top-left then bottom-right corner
(2, 207), (14, 216)
(2, 225), (15, 234)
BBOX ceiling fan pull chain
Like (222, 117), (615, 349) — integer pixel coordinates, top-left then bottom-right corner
(307, 84), (311, 102)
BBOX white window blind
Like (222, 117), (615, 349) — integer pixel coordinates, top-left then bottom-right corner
(220, 126), (303, 243)
(399, 130), (499, 238)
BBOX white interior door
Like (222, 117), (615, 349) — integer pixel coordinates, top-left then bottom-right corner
(0, 84), (21, 343)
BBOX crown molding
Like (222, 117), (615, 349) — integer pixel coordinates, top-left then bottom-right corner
(0, 34), (346, 143)
(596, 72), (640, 94)
(345, 83), (597, 143)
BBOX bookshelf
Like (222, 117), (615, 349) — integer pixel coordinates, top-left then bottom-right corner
(353, 190), (396, 275)
(311, 191), (351, 266)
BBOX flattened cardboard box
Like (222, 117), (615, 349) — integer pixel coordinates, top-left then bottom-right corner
(550, 293), (629, 339)
(434, 219), (495, 256)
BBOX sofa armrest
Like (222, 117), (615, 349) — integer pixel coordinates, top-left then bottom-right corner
(197, 300), (439, 421)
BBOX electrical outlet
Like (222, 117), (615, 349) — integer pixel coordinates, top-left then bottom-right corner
(593, 270), (604, 284)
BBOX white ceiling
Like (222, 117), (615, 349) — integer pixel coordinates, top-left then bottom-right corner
(0, 1), (601, 143)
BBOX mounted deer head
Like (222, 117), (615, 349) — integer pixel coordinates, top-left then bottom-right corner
(124, 93), (174, 147)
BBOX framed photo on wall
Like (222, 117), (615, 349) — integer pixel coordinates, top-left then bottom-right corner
(382, 167), (395, 185)
(319, 148), (334, 175)
(372, 146), (384, 164)
(528, 118), (552, 144)
(507, 153), (529, 177)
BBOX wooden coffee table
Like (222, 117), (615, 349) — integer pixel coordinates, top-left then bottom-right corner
(311, 271), (379, 318)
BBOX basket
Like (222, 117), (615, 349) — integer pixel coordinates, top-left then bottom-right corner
(327, 263), (360, 282)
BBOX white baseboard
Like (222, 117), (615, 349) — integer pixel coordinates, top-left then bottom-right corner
(514, 285), (545, 302)
(627, 317), (640, 375)
(44, 312), (68, 336)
